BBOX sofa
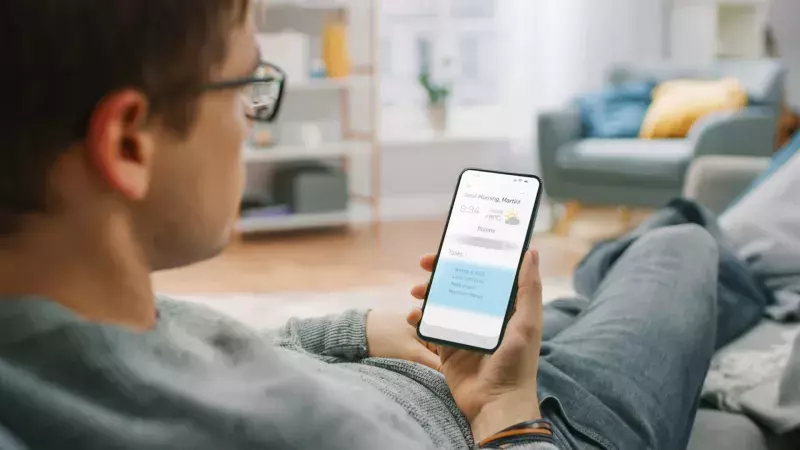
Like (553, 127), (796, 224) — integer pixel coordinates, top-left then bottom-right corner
(684, 155), (800, 450)
(539, 60), (786, 208)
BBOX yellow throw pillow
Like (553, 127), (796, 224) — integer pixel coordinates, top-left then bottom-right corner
(639, 78), (748, 139)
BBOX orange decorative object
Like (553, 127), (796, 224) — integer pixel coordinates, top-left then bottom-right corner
(322, 14), (351, 79)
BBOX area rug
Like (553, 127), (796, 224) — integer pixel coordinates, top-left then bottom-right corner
(171, 278), (575, 330)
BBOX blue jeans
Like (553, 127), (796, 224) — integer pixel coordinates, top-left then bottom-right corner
(537, 225), (720, 450)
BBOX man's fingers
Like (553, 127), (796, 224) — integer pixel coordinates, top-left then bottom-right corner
(423, 340), (440, 355)
(412, 254), (435, 301)
(413, 253), (435, 300)
(413, 349), (442, 371)
(419, 254), (436, 272)
(410, 283), (429, 300)
(437, 345), (457, 365)
(406, 307), (423, 327)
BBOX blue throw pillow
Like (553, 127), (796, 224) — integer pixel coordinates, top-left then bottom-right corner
(575, 81), (656, 138)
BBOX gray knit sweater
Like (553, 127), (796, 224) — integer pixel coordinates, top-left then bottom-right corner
(0, 297), (558, 450)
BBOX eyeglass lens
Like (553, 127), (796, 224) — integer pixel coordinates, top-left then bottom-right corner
(246, 65), (282, 121)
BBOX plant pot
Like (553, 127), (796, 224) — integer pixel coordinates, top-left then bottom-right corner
(427, 103), (448, 133)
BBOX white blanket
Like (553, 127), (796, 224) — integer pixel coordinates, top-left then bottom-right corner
(720, 152), (800, 321)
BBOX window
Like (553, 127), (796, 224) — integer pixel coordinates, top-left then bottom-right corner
(381, 0), (499, 108)
(452, 0), (495, 18)
(459, 35), (479, 80)
(416, 35), (432, 75)
(380, 38), (393, 77)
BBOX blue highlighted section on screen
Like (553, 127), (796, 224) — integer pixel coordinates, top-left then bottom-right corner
(427, 259), (516, 317)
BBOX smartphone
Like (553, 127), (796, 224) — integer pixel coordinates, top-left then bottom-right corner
(417, 169), (543, 353)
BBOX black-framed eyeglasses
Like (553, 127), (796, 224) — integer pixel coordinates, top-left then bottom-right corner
(203, 61), (286, 123)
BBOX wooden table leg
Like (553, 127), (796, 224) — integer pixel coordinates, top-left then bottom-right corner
(619, 206), (633, 231)
(554, 201), (582, 236)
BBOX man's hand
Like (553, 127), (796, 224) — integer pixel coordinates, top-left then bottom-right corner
(408, 250), (544, 442)
(366, 310), (440, 369)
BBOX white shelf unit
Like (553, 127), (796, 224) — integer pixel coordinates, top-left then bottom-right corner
(244, 0), (380, 234)
(238, 210), (350, 233)
(243, 141), (368, 163)
(286, 76), (368, 92)
(669, 0), (769, 64)
(267, 0), (348, 10)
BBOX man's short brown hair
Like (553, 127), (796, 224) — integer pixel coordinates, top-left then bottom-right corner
(0, 0), (249, 233)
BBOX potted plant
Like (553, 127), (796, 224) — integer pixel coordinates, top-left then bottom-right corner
(419, 66), (452, 132)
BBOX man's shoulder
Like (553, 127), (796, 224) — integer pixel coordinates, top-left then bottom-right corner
(155, 295), (209, 318)
(155, 296), (249, 332)
(154, 296), (271, 347)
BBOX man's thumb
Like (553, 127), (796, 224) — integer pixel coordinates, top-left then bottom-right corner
(516, 249), (542, 315)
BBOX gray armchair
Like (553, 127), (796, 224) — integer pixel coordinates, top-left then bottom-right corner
(539, 59), (786, 208)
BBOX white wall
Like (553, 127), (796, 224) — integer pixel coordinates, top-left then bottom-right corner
(377, 141), (528, 220)
(535, 0), (665, 108)
(669, 0), (769, 64)
(770, 0), (800, 110)
(669, 3), (718, 65)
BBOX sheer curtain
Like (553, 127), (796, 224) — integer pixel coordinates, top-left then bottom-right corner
(496, 0), (589, 230)
(497, 0), (588, 146)
(770, 0), (800, 110)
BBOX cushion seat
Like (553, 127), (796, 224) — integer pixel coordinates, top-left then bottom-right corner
(689, 410), (770, 450)
(556, 138), (694, 187)
(689, 409), (799, 450)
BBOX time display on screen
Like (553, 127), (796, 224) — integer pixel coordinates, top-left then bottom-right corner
(459, 205), (481, 214)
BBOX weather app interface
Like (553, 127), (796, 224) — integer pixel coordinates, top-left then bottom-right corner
(420, 170), (541, 350)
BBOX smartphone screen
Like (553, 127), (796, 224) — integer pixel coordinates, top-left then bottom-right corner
(418, 169), (542, 352)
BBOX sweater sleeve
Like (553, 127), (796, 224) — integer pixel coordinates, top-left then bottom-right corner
(269, 309), (369, 360)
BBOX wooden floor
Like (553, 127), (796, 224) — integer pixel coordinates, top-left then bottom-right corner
(153, 220), (594, 294)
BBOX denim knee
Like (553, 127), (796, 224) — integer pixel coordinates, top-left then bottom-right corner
(634, 223), (719, 269)
(631, 224), (719, 335)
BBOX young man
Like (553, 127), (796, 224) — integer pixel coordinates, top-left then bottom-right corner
(0, 1), (725, 449)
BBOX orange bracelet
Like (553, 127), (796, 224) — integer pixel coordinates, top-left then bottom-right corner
(478, 427), (553, 448)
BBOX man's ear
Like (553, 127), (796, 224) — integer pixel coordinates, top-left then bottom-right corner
(85, 90), (155, 201)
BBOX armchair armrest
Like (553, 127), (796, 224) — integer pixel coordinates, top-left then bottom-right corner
(683, 155), (771, 214)
(537, 107), (582, 185)
(688, 108), (777, 158)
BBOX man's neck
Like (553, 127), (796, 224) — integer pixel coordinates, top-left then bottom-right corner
(0, 216), (156, 331)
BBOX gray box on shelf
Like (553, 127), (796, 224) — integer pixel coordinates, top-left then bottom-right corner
(272, 163), (348, 214)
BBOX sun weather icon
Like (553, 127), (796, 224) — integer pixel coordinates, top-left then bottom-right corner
(505, 209), (520, 225)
